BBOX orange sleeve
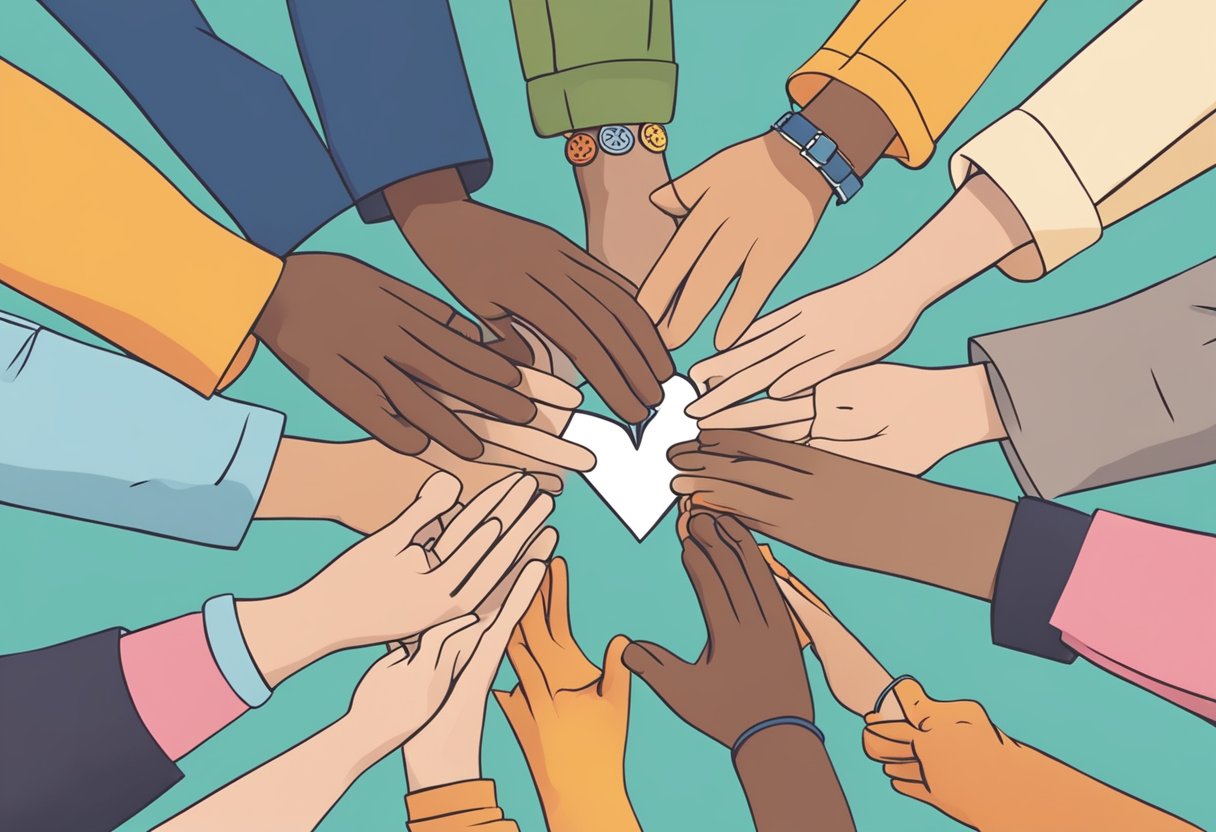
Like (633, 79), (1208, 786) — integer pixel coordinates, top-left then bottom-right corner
(0, 58), (281, 395)
(788, 0), (1044, 167)
(405, 780), (518, 832)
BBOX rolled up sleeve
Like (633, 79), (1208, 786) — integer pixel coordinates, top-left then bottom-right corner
(0, 312), (283, 547)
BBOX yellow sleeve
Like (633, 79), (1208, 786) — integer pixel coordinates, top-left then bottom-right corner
(788, 0), (1044, 168)
(950, 0), (1216, 280)
(0, 58), (282, 395)
(405, 780), (518, 832)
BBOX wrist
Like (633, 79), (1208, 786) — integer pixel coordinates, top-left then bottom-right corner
(798, 80), (895, 178)
(956, 364), (1008, 445)
(255, 438), (341, 523)
(385, 166), (470, 231)
(404, 740), (482, 792)
(538, 774), (638, 832)
(734, 724), (850, 831)
(236, 590), (335, 689)
(328, 712), (399, 778)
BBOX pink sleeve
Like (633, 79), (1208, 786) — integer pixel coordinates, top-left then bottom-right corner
(119, 612), (249, 760)
(1050, 511), (1216, 717)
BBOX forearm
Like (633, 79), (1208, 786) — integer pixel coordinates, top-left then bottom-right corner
(734, 725), (854, 832)
(798, 80), (896, 178)
(156, 716), (383, 831)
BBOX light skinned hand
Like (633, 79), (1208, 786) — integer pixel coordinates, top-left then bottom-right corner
(696, 363), (1007, 474)
(638, 132), (830, 350)
(495, 558), (637, 830)
(402, 557), (552, 791)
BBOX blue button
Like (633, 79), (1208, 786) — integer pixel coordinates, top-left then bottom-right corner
(599, 125), (635, 155)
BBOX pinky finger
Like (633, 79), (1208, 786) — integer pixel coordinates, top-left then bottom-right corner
(890, 778), (932, 804)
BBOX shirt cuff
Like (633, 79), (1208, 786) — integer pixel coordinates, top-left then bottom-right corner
(203, 594), (272, 708)
(525, 60), (678, 137)
(990, 498), (1092, 662)
(406, 779), (515, 831)
(950, 109), (1102, 280)
(968, 338), (1043, 498)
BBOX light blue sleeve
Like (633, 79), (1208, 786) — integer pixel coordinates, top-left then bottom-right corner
(0, 312), (284, 548)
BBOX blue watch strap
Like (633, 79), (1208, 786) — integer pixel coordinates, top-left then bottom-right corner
(772, 111), (863, 204)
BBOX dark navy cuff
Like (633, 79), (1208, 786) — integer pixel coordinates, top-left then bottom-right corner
(990, 498), (1092, 663)
(0, 629), (182, 831)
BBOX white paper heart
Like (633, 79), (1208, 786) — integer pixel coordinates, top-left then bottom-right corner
(561, 376), (699, 540)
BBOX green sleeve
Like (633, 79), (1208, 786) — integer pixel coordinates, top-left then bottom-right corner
(509, 0), (676, 137)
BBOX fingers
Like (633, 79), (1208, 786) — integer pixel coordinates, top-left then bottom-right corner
(434, 473), (528, 561)
(697, 429), (805, 468)
(397, 348), (536, 426)
(373, 359), (485, 459)
(769, 353), (848, 400)
(680, 530), (737, 644)
(697, 396), (812, 435)
(685, 336), (804, 419)
(545, 555), (575, 649)
(661, 224), (750, 349)
(517, 366), (583, 409)
(883, 762), (925, 784)
(890, 778), (932, 804)
(563, 274), (664, 407)
(462, 560), (549, 683)
(649, 181), (692, 219)
(638, 205), (723, 331)
(892, 678), (935, 729)
(375, 471), (462, 552)
(462, 413), (595, 472)
(599, 634), (632, 704)
(714, 515), (786, 618)
(449, 494), (555, 608)
(341, 369), (430, 455)
(863, 720), (918, 761)
(414, 613), (481, 670)
(621, 639), (691, 697)
(714, 239), (802, 351)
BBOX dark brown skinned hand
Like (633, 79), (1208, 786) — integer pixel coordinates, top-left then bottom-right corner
(668, 430), (1015, 599)
(253, 252), (537, 459)
(623, 513), (814, 747)
(386, 168), (674, 425)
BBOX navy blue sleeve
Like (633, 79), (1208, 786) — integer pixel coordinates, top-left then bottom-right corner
(288, 0), (493, 223)
(0, 629), (182, 831)
(990, 498), (1093, 663)
(38, 0), (353, 255)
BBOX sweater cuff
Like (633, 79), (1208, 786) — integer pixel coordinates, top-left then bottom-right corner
(203, 594), (272, 708)
(950, 109), (1101, 280)
(990, 498), (1092, 662)
(526, 60), (677, 137)
(406, 779), (515, 831)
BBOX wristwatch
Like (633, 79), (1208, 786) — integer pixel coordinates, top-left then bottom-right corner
(772, 111), (863, 204)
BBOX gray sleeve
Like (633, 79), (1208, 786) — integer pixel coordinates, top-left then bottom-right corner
(969, 258), (1216, 499)
(0, 312), (284, 547)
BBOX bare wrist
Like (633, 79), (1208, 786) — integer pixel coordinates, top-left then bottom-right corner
(960, 363), (1008, 444)
(236, 590), (334, 689)
(385, 166), (470, 230)
(255, 438), (339, 522)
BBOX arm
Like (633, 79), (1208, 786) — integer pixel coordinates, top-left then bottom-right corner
(949, 0), (1216, 280)
(0, 312), (282, 547)
(37, 0), (352, 254)
(0, 58), (282, 396)
(734, 725), (853, 832)
(969, 258), (1216, 497)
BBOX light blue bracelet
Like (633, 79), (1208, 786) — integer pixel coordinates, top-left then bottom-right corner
(203, 594), (272, 708)
(731, 715), (824, 763)
(873, 675), (916, 715)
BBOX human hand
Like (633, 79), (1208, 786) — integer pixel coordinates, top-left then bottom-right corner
(623, 513), (813, 746)
(402, 557), (551, 791)
(638, 132), (830, 351)
(669, 430), (1015, 599)
(238, 472), (555, 687)
(575, 126), (676, 287)
(387, 168), (673, 424)
(254, 253), (573, 459)
(494, 558), (638, 831)
(696, 364), (1007, 474)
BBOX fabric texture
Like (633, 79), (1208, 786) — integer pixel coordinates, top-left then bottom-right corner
(970, 259), (1216, 499)
(406, 779), (519, 831)
(0, 629), (182, 831)
(0, 311), (283, 547)
(509, 0), (676, 136)
(1051, 511), (1216, 720)
(949, 0), (1216, 279)
(120, 612), (251, 760)
(788, 0), (1044, 167)
(990, 498), (1091, 663)
(0, 57), (283, 395)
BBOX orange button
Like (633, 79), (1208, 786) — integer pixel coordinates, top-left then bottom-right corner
(640, 123), (668, 153)
(565, 133), (598, 166)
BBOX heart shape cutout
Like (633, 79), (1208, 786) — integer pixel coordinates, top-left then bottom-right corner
(561, 376), (698, 540)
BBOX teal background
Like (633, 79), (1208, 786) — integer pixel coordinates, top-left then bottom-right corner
(1, 1), (1213, 829)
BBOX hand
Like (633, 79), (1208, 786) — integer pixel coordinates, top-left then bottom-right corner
(638, 132), (829, 351)
(494, 558), (638, 831)
(238, 472), (555, 686)
(696, 364), (1007, 474)
(575, 126), (676, 286)
(254, 253), (571, 459)
(387, 168), (673, 424)
(402, 558), (551, 791)
(669, 430), (1015, 599)
(623, 513), (813, 746)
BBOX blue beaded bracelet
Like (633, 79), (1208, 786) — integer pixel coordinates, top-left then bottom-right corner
(731, 715), (824, 762)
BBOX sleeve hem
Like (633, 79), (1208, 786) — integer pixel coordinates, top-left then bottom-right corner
(526, 60), (677, 137)
(209, 406), (286, 548)
(203, 594), (272, 708)
(990, 498), (1091, 663)
(950, 109), (1101, 281)
(968, 338), (1044, 498)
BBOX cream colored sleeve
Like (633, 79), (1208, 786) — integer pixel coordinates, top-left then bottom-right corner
(949, 0), (1216, 280)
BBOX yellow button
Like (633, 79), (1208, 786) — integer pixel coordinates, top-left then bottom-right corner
(565, 133), (598, 166)
(640, 123), (668, 153)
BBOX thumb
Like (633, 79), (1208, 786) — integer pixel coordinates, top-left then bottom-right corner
(892, 678), (935, 729)
(598, 635), (632, 705)
(650, 181), (691, 219)
(621, 639), (686, 695)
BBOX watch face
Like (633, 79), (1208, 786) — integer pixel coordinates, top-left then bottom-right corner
(565, 133), (598, 165)
(640, 123), (668, 153)
(598, 125), (635, 155)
